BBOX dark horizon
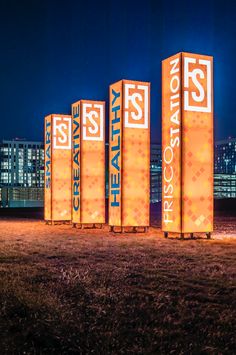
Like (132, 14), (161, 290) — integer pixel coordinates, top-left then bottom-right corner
(1, 0), (236, 143)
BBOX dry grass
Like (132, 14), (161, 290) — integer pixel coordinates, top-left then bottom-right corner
(0, 216), (235, 354)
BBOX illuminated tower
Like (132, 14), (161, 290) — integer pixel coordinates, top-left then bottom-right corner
(162, 52), (213, 238)
(71, 100), (105, 228)
(109, 80), (150, 232)
(44, 114), (72, 223)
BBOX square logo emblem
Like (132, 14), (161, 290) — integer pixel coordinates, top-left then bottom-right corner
(184, 57), (212, 113)
(124, 83), (149, 128)
(53, 116), (71, 150)
(82, 103), (104, 141)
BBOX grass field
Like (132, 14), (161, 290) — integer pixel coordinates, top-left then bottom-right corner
(0, 216), (235, 354)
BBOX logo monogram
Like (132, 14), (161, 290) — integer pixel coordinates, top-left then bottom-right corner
(184, 57), (211, 113)
(124, 83), (149, 128)
(53, 116), (71, 149)
(82, 103), (104, 141)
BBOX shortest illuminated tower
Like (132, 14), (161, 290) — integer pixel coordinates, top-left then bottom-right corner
(162, 52), (213, 239)
(44, 114), (72, 223)
(109, 79), (150, 232)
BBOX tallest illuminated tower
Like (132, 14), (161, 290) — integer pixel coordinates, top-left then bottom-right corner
(162, 52), (214, 238)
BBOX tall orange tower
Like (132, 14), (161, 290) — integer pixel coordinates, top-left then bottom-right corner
(162, 52), (213, 238)
(109, 80), (150, 232)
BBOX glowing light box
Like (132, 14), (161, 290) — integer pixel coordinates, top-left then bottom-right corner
(162, 52), (213, 235)
(71, 100), (105, 225)
(109, 80), (150, 229)
(44, 114), (72, 222)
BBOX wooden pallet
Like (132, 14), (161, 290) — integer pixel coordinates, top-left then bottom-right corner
(72, 223), (104, 230)
(45, 220), (71, 226)
(164, 232), (212, 239)
(109, 226), (149, 233)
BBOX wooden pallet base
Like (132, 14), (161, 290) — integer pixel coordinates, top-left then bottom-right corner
(109, 226), (149, 233)
(72, 223), (104, 230)
(164, 232), (212, 239)
(45, 220), (71, 226)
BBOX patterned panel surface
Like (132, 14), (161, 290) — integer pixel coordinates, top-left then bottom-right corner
(109, 81), (123, 226)
(80, 101), (105, 224)
(182, 52), (213, 232)
(51, 115), (72, 221)
(162, 54), (182, 233)
(122, 80), (150, 227)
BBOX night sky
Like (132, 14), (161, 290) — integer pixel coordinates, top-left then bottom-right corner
(0, 0), (235, 143)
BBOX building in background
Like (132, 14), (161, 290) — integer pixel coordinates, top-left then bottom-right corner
(214, 174), (236, 198)
(150, 144), (162, 202)
(0, 139), (44, 207)
(215, 137), (236, 175)
(1, 137), (236, 207)
(214, 137), (236, 198)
